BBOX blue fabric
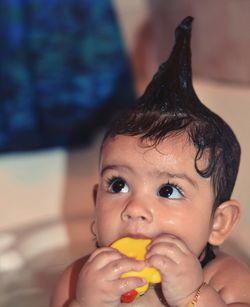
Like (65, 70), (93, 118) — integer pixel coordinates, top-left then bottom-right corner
(0, 0), (135, 152)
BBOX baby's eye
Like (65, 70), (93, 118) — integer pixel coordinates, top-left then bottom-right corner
(158, 183), (183, 199)
(108, 177), (129, 194)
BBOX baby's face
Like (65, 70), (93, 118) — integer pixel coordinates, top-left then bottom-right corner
(94, 134), (215, 256)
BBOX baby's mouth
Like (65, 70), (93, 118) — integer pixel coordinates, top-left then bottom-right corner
(122, 233), (151, 240)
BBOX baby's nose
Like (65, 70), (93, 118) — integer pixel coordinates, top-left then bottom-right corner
(121, 197), (153, 222)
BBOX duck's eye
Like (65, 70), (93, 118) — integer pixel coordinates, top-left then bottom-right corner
(158, 184), (183, 199)
(108, 177), (129, 193)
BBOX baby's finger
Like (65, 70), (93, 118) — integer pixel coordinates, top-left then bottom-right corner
(115, 276), (147, 296)
(102, 257), (145, 280)
(87, 247), (115, 261)
(147, 233), (190, 255)
(146, 241), (185, 265)
(146, 253), (176, 275)
(87, 247), (123, 269)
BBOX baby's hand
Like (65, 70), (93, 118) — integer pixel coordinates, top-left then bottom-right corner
(111, 237), (161, 302)
(74, 247), (146, 307)
(146, 234), (204, 307)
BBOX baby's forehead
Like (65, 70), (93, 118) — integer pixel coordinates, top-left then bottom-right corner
(100, 134), (210, 176)
(101, 133), (199, 164)
(103, 133), (193, 152)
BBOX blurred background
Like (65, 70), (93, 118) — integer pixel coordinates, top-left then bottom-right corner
(0, 1), (250, 306)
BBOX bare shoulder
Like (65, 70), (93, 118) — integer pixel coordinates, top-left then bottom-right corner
(50, 255), (89, 307)
(204, 250), (250, 305)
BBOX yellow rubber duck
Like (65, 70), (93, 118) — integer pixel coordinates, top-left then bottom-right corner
(111, 237), (161, 303)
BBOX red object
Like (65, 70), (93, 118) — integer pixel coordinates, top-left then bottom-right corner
(120, 289), (138, 303)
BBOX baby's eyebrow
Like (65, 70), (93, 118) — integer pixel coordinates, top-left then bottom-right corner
(152, 170), (198, 189)
(100, 164), (132, 177)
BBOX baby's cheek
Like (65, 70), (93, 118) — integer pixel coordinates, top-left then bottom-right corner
(185, 229), (211, 256)
(95, 222), (117, 247)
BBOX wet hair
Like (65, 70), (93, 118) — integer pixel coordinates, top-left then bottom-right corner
(102, 17), (241, 209)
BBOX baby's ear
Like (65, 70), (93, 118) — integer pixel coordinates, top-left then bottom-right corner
(92, 184), (99, 206)
(208, 200), (241, 246)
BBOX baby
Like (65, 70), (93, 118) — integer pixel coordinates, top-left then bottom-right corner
(50, 17), (250, 307)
